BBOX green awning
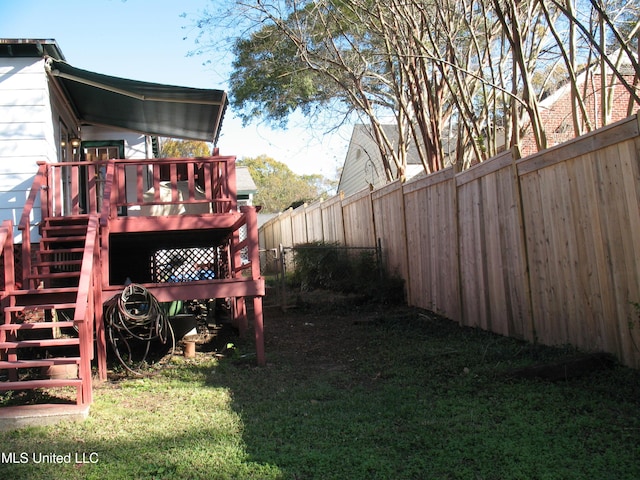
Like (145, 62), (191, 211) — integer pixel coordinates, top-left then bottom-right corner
(46, 58), (227, 143)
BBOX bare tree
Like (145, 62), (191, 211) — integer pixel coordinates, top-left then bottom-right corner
(193, 0), (640, 178)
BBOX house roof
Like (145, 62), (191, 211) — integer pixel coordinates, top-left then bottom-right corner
(0, 39), (227, 143)
(47, 58), (227, 143)
(0, 38), (65, 61)
(236, 166), (257, 194)
(540, 48), (638, 108)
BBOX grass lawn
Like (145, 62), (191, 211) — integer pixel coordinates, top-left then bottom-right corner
(1, 297), (639, 479)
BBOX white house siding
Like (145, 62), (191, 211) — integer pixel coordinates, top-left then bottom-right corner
(338, 125), (385, 196)
(338, 125), (427, 197)
(0, 57), (56, 242)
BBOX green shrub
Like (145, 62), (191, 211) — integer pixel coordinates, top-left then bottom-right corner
(290, 242), (404, 304)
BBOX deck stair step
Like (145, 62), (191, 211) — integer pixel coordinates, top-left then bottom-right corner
(33, 259), (83, 268)
(41, 225), (88, 235)
(25, 271), (81, 280)
(42, 215), (88, 225)
(37, 247), (85, 256)
(23, 273), (81, 289)
(0, 321), (76, 332)
(40, 218), (88, 239)
(41, 236), (85, 244)
(8, 288), (79, 308)
(27, 216), (89, 289)
(40, 218), (89, 231)
(0, 357), (80, 370)
(27, 270), (80, 280)
(4, 303), (77, 313)
(0, 338), (80, 349)
(0, 379), (83, 392)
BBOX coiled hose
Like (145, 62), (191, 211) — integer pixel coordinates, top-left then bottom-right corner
(104, 283), (175, 375)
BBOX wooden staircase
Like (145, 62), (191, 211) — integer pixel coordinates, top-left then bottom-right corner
(0, 216), (95, 407)
(31, 216), (89, 288)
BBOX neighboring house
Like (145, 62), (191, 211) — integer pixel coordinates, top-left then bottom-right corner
(236, 166), (257, 207)
(337, 123), (458, 197)
(519, 52), (639, 157)
(337, 124), (424, 196)
(0, 38), (227, 241)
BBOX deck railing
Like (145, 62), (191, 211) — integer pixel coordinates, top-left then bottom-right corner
(23, 156), (236, 221)
(74, 214), (101, 400)
(18, 162), (47, 285)
(18, 157), (238, 279)
(101, 156), (237, 222)
(0, 220), (15, 294)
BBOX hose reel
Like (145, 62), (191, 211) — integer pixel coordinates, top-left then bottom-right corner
(104, 283), (175, 375)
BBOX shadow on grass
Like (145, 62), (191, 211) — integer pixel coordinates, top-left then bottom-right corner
(1, 303), (639, 480)
(1, 421), (283, 480)
(203, 305), (640, 480)
(0, 355), (283, 480)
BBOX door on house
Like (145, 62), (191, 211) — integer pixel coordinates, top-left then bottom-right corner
(79, 141), (124, 213)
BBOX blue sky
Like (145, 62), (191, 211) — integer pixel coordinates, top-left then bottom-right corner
(0, 0), (348, 177)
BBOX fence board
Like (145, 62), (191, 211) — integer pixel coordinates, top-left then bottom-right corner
(458, 176), (488, 328)
(342, 189), (376, 247)
(569, 153), (610, 350)
(305, 202), (324, 242)
(519, 134), (640, 367)
(321, 194), (345, 244)
(278, 209), (294, 248)
(290, 206), (308, 245)
(372, 181), (408, 282)
(403, 168), (459, 320)
(501, 162), (534, 341)
(456, 152), (533, 339)
(266, 221), (277, 251)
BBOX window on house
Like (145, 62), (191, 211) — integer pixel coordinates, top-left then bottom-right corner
(78, 141), (125, 213)
(83, 145), (122, 162)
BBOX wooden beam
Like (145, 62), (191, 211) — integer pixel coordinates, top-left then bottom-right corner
(102, 278), (265, 302)
(107, 213), (244, 234)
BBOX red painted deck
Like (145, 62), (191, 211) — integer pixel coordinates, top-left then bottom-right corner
(0, 155), (265, 409)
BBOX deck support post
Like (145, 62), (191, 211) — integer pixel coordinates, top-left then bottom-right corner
(79, 320), (92, 405)
(93, 237), (108, 381)
(94, 296), (107, 381)
(234, 297), (248, 336)
(253, 296), (265, 366)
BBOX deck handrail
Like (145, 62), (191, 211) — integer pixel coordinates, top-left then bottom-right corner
(228, 206), (262, 281)
(30, 156), (237, 222)
(18, 162), (48, 285)
(73, 213), (99, 404)
(104, 156), (237, 215)
(0, 219), (15, 293)
(18, 156), (238, 229)
(18, 162), (47, 232)
(100, 161), (116, 227)
(74, 214), (99, 325)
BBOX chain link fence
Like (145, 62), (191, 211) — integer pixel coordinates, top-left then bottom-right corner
(260, 243), (384, 310)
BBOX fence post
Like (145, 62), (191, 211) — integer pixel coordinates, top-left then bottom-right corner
(376, 237), (383, 280)
(279, 243), (287, 311)
(510, 146), (535, 342)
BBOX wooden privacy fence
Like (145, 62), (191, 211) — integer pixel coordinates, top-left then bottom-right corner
(260, 114), (640, 368)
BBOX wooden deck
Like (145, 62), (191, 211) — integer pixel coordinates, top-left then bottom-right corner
(1, 155), (265, 411)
